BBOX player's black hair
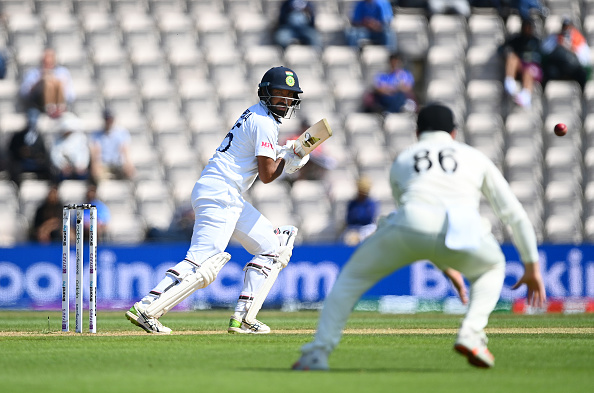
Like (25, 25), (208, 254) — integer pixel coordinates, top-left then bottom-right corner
(417, 103), (456, 133)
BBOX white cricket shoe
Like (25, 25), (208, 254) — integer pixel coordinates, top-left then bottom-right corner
(454, 329), (495, 368)
(292, 346), (329, 371)
(514, 89), (532, 108)
(125, 303), (172, 334)
(227, 316), (271, 334)
(504, 76), (518, 96)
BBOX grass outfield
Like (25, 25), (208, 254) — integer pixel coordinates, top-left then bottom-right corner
(0, 311), (593, 393)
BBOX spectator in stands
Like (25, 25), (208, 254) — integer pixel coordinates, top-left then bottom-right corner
(50, 113), (90, 182)
(274, 0), (322, 49)
(428, 0), (471, 17)
(500, 18), (542, 108)
(89, 108), (135, 183)
(8, 108), (53, 187)
(31, 184), (63, 243)
(541, 17), (591, 91)
(363, 52), (417, 114)
(345, 0), (397, 52)
(342, 176), (379, 245)
(84, 183), (110, 242)
(19, 48), (75, 118)
(510, 0), (548, 21)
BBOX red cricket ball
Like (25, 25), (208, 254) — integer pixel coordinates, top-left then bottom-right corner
(554, 123), (567, 137)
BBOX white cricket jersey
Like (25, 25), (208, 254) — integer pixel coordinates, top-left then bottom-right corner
(390, 131), (539, 263)
(199, 102), (280, 194)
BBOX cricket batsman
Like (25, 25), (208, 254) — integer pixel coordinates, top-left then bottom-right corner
(126, 66), (310, 334)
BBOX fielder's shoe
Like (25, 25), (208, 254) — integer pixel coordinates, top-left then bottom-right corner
(227, 316), (271, 334)
(125, 303), (172, 334)
(292, 347), (330, 371)
(454, 329), (494, 368)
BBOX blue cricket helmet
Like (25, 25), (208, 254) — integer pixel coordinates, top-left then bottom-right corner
(258, 66), (303, 94)
(257, 66), (303, 119)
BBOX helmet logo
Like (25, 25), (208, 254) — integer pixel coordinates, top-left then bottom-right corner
(285, 70), (295, 87)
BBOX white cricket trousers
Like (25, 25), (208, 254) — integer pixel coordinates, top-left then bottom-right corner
(185, 178), (279, 264)
(311, 209), (506, 352)
(182, 178), (279, 305)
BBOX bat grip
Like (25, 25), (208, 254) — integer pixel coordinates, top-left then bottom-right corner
(293, 144), (306, 158)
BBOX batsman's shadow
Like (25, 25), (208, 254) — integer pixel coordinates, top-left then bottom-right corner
(239, 367), (458, 373)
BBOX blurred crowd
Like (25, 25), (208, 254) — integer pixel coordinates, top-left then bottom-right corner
(0, 0), (590, 245)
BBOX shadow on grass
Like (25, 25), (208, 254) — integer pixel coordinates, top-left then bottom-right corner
(241, 367), (473, 373)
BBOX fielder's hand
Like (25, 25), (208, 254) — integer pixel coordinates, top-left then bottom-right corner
(511, 262), (546, 308)
(443, 268), (468, 305)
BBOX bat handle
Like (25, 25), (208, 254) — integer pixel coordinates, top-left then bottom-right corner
(294, 144), (306, 159)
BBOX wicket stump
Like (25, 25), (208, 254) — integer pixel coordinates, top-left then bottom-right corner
(62, 204), (98, 333)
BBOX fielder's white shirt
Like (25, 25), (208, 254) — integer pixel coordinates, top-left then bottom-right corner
(390, 131), (539, 263)
(200, 102), (280, 194)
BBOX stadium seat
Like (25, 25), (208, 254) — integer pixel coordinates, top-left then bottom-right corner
(128, 142), (164, 181)
(92, 45), (131, 82)
(195, 10), (236, 51)
(468, 13), (505, 47)
(0, 180), (20, 212)
(58, 180), (88, 204)
(392, 13), (429, 61)
(19, 179), (51, 222)
(96, 179), (136, 216)
(504, 145), (543, 183)
(150, 110), (188, 147)
(130, 46), (170, 83)
(135, 179), (175, 230)
(466, 44), (503, 81)
(544, 145), (582, 184)
(544, 80), (582, 117)
(332, 78), (366, 116)
(429, 14), (468, 51)
(0, 0), (34, 14)
(465, 80), (504, 115)
(167, 46), (208, 83)
(7, 12), (44, 50)
(360, 45), (390, 84)
(0, 79), (20, 113)
(426, 44), (466, 84)
(232, 10), (272, 48)
(105, 212), (148, 244)
(322, 45), (362, 85)
(156, 11), (197, 51)
(0, 211), (29, 246)
(44, 12), (83, 51)
(504, 112), (543, 149)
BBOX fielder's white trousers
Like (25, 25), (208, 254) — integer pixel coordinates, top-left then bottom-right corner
(311, 206), (506, 352)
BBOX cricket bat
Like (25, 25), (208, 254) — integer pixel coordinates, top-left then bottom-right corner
(293, 118), (333, 158)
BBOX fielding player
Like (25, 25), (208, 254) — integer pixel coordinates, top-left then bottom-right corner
(293, 103), (546, 370)
(126, 66), (309, 334)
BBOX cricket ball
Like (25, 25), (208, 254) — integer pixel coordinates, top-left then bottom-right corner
(554, 123), (567, 137)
